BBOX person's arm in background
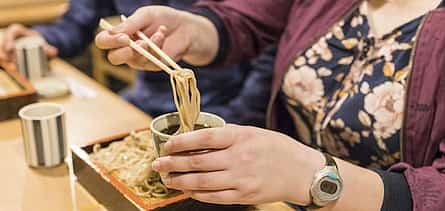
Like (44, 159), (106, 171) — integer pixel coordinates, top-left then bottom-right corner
(207, 46), (276, 127)
(33, 0), (115, 58)
(0, 0), (117, 62)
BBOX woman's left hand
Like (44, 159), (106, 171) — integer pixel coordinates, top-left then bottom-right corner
(152, 124), (324, 205)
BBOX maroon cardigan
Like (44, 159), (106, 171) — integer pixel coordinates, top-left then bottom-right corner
(196, 1), (445, 210)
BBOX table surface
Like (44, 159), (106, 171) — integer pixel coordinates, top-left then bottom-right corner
(0, 59), (294, 211)
(0, 1), (67, 27)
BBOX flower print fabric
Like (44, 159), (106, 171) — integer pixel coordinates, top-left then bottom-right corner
(364, 81), (405, 140)
(283, 65), (324, 106)
(281, 6), (423, 169)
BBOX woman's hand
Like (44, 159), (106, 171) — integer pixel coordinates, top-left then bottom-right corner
(95, 6), (219, 70)
(0, 24), (58, 63)
(152, 124), (324, 205)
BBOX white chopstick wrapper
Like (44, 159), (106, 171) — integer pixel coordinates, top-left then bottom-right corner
(15, 37), (50, 80)
(19, 103), (67, 168)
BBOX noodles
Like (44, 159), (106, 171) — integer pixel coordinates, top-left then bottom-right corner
(90, 131), (170, 199)
(170, 69), (201, 134)
(89, 70), (200, 201)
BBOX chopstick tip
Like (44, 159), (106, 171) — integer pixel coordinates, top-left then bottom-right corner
(99, 19), (113, 31)
(120, 15), (128, 21)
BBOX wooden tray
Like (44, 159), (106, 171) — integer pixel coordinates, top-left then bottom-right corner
(71, 129), (252, 211)
(0, 63), (37, 121)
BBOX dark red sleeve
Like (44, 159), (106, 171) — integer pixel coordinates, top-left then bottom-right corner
(194, 0), (294, 65)
(389, 140), (445, 211)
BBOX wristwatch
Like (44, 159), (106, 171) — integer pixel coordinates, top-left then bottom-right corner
(303, 153), (343, 210)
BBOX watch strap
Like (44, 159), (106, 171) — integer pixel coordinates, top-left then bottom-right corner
(302, 153), (338, 210)
(302, 202), (323, 210)
(324, 152), (337, 168)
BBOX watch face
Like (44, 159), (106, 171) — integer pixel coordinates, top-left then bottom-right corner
(310, 166), (343, 206)
(320, 180), (338, 194)
(317, 177), (341, 201)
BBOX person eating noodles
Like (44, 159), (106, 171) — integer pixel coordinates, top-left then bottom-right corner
(95, 1), (445, 210)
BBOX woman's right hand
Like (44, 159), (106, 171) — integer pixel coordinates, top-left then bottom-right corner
(95, 6), (219, 71)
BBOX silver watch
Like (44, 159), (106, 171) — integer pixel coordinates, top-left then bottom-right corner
(304, 153), (343, 210)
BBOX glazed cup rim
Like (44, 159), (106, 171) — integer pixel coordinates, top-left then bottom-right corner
(150, 112), (226, 139)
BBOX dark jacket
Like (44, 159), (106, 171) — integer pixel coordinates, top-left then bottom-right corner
(196, 1), (445, 210)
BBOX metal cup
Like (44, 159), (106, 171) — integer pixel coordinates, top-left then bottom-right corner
(15, 36), (50, 80)
(150, 112), (226, 158)
(19, 103), (67, 168)
(150, 112), (225, 180)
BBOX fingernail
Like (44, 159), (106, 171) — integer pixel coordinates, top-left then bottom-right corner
(152, 160), (161, 171)
(117, 34), (129, 43)
(111, 23), (126, 33)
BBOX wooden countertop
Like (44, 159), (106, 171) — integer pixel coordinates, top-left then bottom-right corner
(0, 59), (151, 211)
(0, 59), (294, 211)
(0, 1), (68, 27)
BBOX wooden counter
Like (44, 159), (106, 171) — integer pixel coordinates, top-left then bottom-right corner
(0, 59), (294, 211)
(0, 59), (151, 211)
(0, 1), (68, 27)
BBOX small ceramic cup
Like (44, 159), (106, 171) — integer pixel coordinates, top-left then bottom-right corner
(15, 36), (50, 80)
(19, 103), (67, 168)
(150, 112), (225, 181)
(150, 112), (226, 158)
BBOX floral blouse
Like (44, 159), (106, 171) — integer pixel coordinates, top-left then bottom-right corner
(281, 6), (424, 169)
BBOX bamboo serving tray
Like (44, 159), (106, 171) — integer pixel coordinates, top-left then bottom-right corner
(0, 63), (37, 121)
(71, 129), (252, 211)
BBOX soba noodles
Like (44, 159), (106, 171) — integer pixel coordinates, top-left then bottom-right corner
(170, 69), (201, 134)
(92, 19), (202, 201)
(90, 131), (170, 199)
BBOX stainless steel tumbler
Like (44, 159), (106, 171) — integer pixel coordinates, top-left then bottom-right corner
(19, 103), (67, 168)
(150, 112), (225, 182)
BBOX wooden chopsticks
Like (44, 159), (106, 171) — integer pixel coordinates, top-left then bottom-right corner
(99, 18), (181, 75)
(120, 15), (183, 72)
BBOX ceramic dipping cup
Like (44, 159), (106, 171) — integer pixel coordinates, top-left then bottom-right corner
(150, 112), (226, 158)
(150, 112), (225, 180)
(19, 103), (67, 168)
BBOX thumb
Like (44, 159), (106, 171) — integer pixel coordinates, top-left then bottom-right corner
(43, 44), (58, 58)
